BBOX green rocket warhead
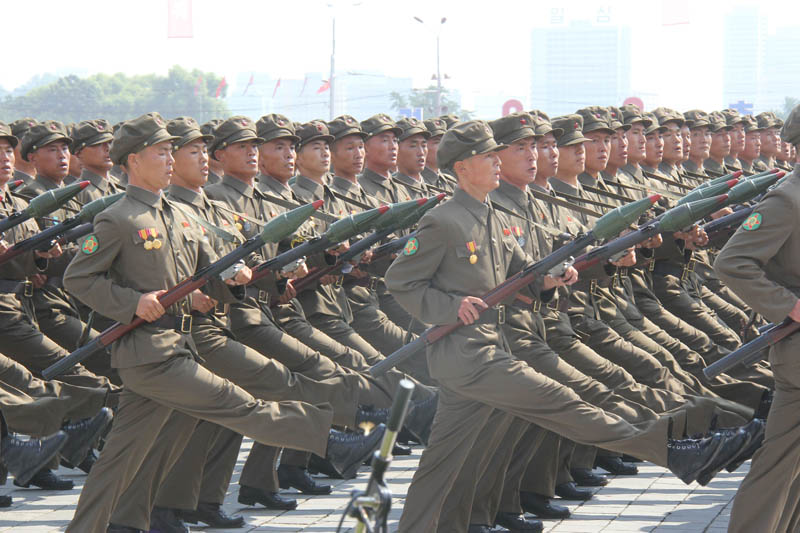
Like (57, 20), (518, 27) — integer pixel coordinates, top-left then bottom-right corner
(78, 192), (126, 223)
(259, 199), (323, 244)
(660, 194), (729, 232)
(396, 193), (446, 229)
(726, 171), (784, 204)
(325, 204), (391, 243)
(28, 181), (89, 218)
(592, 195), (661, 241)
(691, 170), (742, 192)
(373, 198), (430, 232)
(677, 178), (739, 206)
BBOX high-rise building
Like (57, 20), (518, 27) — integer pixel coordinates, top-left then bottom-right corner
(722, 5), (767, 114)
(762, 27), (800, 113)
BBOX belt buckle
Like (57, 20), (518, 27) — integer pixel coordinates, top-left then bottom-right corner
(547, 299), (560, 311)
(213, 302), (228, 316)
(257, 289), (270, 305)
(497, 305), (506, 325)
(590, 279), (602, 297)
(648, 259), (655, 272)
(367, 277), (378, 291)
(179, 314), (193, 333)
(531, 300), (541, 313)
(334, 275), (344, 288)
(22, 280), (33, 298)
(681, 259), (696, 282)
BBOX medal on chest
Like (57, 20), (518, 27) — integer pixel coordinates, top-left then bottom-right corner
(138, 228), (162, 250)
(466, 241), (478, 264)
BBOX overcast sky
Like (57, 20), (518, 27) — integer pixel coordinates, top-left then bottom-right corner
(4, 0), (798, 113)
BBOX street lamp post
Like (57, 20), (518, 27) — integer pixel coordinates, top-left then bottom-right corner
(414, 16), (447, 116)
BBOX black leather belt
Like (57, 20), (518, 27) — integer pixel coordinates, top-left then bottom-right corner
(473, 305), (506, 326)
(149, 314), (193, 333)
(244, 286), (271, 305)
(651, 259), (695, 281)
(45, 277), (63, 289)
(0, 279), (32, 297)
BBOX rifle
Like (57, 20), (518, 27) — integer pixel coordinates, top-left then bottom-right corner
(369, 194), (660, 376)
(41, 200), (323, 380)
(0, 181), (89, 234)
(704, 319), (800, 380)
(701, 206), (753, 242)
(0, 193), (125, 267)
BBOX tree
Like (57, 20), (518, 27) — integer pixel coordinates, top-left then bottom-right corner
(390, 86), (472, 120)
(775, 96), (799, 121)
(0, 66), (230, 124)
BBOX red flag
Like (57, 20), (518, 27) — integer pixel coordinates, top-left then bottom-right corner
(317, 80), (330, 94)
(193, 75), (203, 96)
(299, 76), (308, 96)
(167, 0), (193, 38)
(242, 74), (254, 96)
(662, 0), (690, 26)
(272, 78), (281, 98)
(214, 77), (227, 98)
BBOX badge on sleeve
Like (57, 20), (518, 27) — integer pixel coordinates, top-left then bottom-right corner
(742, 212), (762, 231)
(403, 237), (419, 256)
(81, 234), (99, 254)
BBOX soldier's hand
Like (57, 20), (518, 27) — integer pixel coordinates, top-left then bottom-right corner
(290, 262), (309, 280)
(640, 234), (663, 249)
(191, 289), (217, 313)
(0, 239), (9, 255)
(458, 296), (488, 325)
(790, 300), (800, 323)
(136, 290), (166, 322)
(611, 248), (637, 267)
(31, 273), (46, 288)
(328, 243), (349, 256)
(35, 243), (63, 259)
(280, 279), (297, 304)
(226, 265), (252, 286)
(710, 207), (733, 220)
(543, 266), (578, 289)
(360, 250), (374, 263)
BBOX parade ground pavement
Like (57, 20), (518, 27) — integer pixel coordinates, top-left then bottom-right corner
(0, 437), (743, 532)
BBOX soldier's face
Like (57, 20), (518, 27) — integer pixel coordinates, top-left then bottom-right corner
(397, 134), (428, 177)
(129, 141), (174, 192)
(0, 139), (14, 184)
(780, 141), (792, 161)
(296, 140), (330, 178)
(730, 123), (746, 154)
(77, 141), (113, 175)
(626, 124), (646, 163)
(218, 140), (259, 180)
(426, 135), (442, 169)
(30, 140), (70, 181)
(499, 137), (537, 188)
(608, 128), (628, 168)
(709, 129), (731, 160)
(455, 151), (501, 195)
(742, 131), (761, 160)
(173, 139), (209, 189)
(661, 123), (682, 164)
(689, 127), (711, 160)
(331, 135), (364, 180)
(680, 126), (691, 162)
(761, 127), (781, 156)
(364, 132), (398, 170)
(557, 143), (585, 176)
(644, 132), (664, 166)
(259, 138), (296, 182)
(583, 131), (610, 174)
(536, 133), (558, 179)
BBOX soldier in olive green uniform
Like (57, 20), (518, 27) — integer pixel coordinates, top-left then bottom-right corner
(201, 119), (224, 186)
(738, 115), (764, 174)
(715, 103), (800, 533)
(721, 109), (745, 173)
(393, 117), (432, 200)
(754, 112), (783, 172)
(71, 119), (125, 204)
(9, 118), (37, 184)
(63, 113), (380, 533)
(422, 117), (457, 193)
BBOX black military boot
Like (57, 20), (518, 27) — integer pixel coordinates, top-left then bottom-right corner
(60, 407), (113, 467)
(404, 394), (438, 446)
(16, 468), (74, 490)
(77, 449), (98, 474)
(150, 506), (189, 533)
(355, 405), (389, 427)
(237, 485), (297, 510)
(325, 424), (386, 479)
(308, 453), (343, 479)
(467, 525), (506, 533)
(495, 510), (544, 531)
(278, 464), (332, 495)
(667, 431), (746, 484)
(595, 455), (639, 475)
(392, 442), (412, 455)
(1, 431), (67, 487)
(726, 418), (766, 472)
(570, 468), (608, 486)
(554, 481), (594, 501)
(696, 428), (751, 485)
(520, 491), (570, 519)
(179, 501), (245, 528)
(0, 495), (11, 507)
(755, 389), (773, 420)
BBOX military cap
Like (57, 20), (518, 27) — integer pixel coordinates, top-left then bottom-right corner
(437, 120), (505, 170)
(360, 114), (402, 139)
(576, 106), (614, 135)
(200, 119), (223, 139)
(256, 114), (300, 144)
(642, 112), (666, 135)
(112, 121), (125, 134)
(328, 115), (367, 143)
(71, 119), (114, 154)
(620, 104), (653, 128)
(295, 120), (334, 151)
(209, 116), (264, 160)
(396, 117), (431, 142)
(780, 103), (800, 146)
(756, 111), (783, 129)
(489, 112), (538, 145)
(529, 110), (563, 137)
(707, 111), (730, 132)
(424, 118), (447, 138)
(10, 118), (37, 141)
(0, 122), (18, 148)
(721, 108), (744, 127)
(110, 112), (179, 166)
(439, 114), (460, 129)
(652, 107), (685, 127)
(682, 110), (711, 129)
(20, 120), (71, 161)
(552, 115), (590, 147)
(741, 114), (762, 133)
(607, 106), (630, 131)
(167, 116), (213, 150)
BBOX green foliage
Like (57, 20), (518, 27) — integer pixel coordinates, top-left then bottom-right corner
(390, 86), (472, 120)
(0, 66), (230, 124)
(774, 96), (799, 121)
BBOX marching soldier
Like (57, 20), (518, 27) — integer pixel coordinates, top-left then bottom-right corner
(393, 117), (432, 200)
(9, 118), (37, 184)
(721, 109), (745, 173)
(682, 109), (713, 175)
(738, 115), (763, 174)
(70, 119), (125, 204)
(704, 111), (733, 176)
(422, 117), (456, 192)
(754, 111), (783, 172)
